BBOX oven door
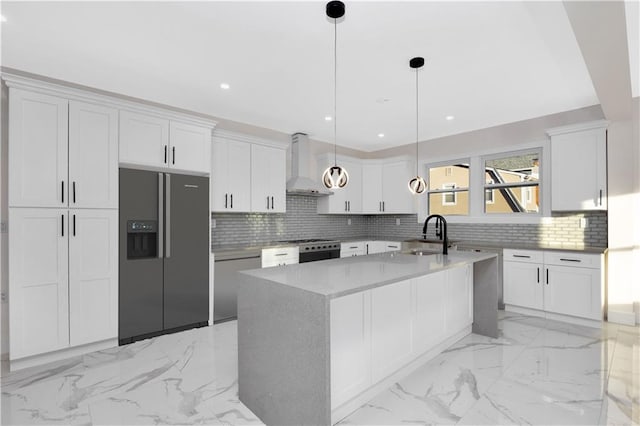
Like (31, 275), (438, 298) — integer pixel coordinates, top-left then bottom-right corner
(299, 249), (340, 263)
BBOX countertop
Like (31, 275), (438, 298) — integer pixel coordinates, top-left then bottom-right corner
(455, 240), (607, 254)
(239, 251), (496, 299)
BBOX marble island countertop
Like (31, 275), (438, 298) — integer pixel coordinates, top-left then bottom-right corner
(240, 251), (496, 299)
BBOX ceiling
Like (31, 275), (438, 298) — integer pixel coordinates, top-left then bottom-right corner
(1, 1), (637, 152)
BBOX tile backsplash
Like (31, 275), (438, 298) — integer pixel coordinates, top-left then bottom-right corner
(212, 195), (607, 249)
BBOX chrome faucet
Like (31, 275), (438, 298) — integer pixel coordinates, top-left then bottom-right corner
(422, 214), (448, 255)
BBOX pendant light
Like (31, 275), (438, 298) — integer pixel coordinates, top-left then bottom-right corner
(322, 0), (349, 189)
(408, 57), (426, 194)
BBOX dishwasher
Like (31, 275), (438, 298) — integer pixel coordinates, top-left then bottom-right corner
(214, 250), (261, 323)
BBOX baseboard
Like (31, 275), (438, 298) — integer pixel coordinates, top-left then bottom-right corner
(505, 305), (602, 328)
(330, 324), (472, 425)
(607, 309), (637, 326)
(10, 338), (118, 372)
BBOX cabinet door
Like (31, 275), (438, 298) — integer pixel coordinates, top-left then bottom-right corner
(317, 158), (361, 214)
(551, 127), (607, 211)
(69, 209), (118, 346)
(119, 110), (170, 168)
(413, 272), (446, 353)
(503, 261), (543, 310)
(330, 291), (371, 408)
(211, 138), (251, 212)
(68, 101), (118, 209)
(361, 164), (383, 213)
(371, 279), (414, 382)
(9, 89), (68, 208)
(251, 145), (286, 213)
(544, 265), (602, 320)
(9, 208), (69, 359)
(366, 241), (386, 255)
(446, 266), (473, 334)
(383, 241), (401, 252)
(382, 161), (414, 214)
(169, 121), (212, 174)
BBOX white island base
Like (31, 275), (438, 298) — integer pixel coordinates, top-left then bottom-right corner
(237, 252), (498, 426)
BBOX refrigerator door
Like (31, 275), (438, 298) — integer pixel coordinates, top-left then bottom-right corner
(119, 168), (164, 341)
(163, 173), (210, 330)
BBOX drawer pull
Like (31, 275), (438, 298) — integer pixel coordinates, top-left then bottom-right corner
(513, 254), (531, 258)
(275, 253), (288, 256)
(560, 258), (581, 262)
(349, 246), (358, 249)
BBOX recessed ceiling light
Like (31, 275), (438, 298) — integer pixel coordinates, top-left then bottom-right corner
(445, 115), (455, 121)
(0, 15), (7, 22)
(220, 83), (230, 90)
(378, 133), (385, 138)
(325, 116), (332, 121)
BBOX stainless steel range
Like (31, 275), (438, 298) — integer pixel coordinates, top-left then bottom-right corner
(278, 239), (341, 263)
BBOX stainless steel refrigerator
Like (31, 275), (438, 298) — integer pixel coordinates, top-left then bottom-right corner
(119, 168), (209, 345)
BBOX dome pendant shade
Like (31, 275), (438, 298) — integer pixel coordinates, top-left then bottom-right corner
(322, 165), (349, 189)
(408, 176), (426, 194)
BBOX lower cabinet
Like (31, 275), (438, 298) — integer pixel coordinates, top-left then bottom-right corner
(503, 249), (604, 322)
(261, 246), (299, 268)
(330, 266), (473, 409)
(9, 208), (118, 361)
(340, 242), (366, 257)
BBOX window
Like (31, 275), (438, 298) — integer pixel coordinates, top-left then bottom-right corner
(485, 179), (495, 204)
(427, 162), (469, 215)
(483, 150), (540, 214)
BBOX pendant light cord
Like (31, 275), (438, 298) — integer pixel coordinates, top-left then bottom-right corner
(333, 18), (338, 167)
(415, 67), (419, 176)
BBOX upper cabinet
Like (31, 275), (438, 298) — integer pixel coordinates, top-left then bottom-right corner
(251, 144), (286, 213)
(362, 159), (415, 214)
(547, 121), (607, 211)
(9, 89), (118, 209)
(120, 111), (212, 175)
(211, 130), (287, 214)
(317, 156), (362, 214)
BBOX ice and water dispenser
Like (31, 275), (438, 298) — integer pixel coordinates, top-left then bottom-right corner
(127, 220), (158, 259)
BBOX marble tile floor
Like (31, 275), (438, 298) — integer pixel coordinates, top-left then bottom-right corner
(1, 311), (638, 425)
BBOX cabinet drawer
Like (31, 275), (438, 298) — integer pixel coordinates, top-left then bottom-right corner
(261, 247), (299, 268)
(543, 251), (601, 269)
(503, 249), (543, 264)
(341, 242), (365, 252)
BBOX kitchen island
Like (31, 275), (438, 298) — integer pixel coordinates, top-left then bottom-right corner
(237, 251), (498, 426)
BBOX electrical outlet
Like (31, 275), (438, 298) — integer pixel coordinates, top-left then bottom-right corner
(0, 222), (6, 233)
(347, 218), (352, 226)
(396, 218), (401, 226)
(212, 219), (216, 229)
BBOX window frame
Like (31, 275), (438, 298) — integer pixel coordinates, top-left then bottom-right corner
(441, 183), (458, 205)
(425, 159), (471, 216)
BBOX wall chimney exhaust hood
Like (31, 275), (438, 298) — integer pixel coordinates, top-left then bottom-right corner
(286, 133), (333, 196)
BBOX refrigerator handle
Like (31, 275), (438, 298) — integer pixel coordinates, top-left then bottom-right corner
(166, 173), (171, 258)
(158, 173), (164, 258)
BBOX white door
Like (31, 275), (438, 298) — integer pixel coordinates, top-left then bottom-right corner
(371, 279), (414, 382)
(446, 266), (473, 334)
(68, 101), (118, 209)
(69, 209), (118, 346)
(169, 121), (212, 174)
(119, 110), (170, 168)
(9, 208), (69, 359)
(361, 164), (383, 213)
(211, 138), (251, 212)
(503, 261), (544, 310)
(342, 159), (362, 213)
(382, 161), (414, 214)
(544, 265), (601, 320)
(413, 272), (446, 353)
(251, 145), (286, 213)
(330, 291), (372, 408)
(9, 89), (68, 208)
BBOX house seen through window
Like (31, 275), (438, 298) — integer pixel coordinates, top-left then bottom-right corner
(484, 151), (540, 214)
(427, 163), (469, 215)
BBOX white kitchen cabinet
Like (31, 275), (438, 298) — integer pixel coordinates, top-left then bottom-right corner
(340, 241), (366, 257)
(9, 89), (69, 208)
(371, 278), (414, 382)
(413, 272), (446, 353)
(367, 240), (401, 254)
(251, 144), (286, 213)
(69, 209), (118, 346)
(317, 157), (362, 214)
(446, 265), (473, 333)
(548, 122), (607, 211)
(68, 101), (119, 209)
(9, 208), (70, 359)
(261, 246), (299, 268)
(362, 161), (414, 214)
(119, 110), (170, 169)
(169, 121), (212, 174)
(211, 137), (251, 212)
(504, 249), (604, 323)
(330, 291), (372, 408)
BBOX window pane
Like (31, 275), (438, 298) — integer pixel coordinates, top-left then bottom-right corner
(429, 191), (469, 215)
(428, 164), (469, 191)
(485, 184), (539, 213)
(485, 153), (539, 185)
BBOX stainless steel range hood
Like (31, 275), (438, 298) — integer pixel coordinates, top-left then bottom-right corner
(286, 133), (333, 196)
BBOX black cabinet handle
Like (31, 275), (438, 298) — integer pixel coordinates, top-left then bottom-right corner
(61, 214), (64, 237)
(72, 181), (76, 204)
(382, 201), (385, 212)
(345, 201), (348, 212)
(271, 196), (274, 210)
(348, 201), (350, 211)
(230, 193), (233, 209)
(513, 255), (531, 258)
(546, 269), (549, 285)
(379, 201), (382, 212)
(172, 146), (175, 165)
(599, 189), (603, 206)
(164, 145), (168, 164)
(61, 181), (64, 204)
(537, 267), (540, 283)
(560, 258), (581, 263)
(225, 193), (228, 208)
(73, 214), (76, 236)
